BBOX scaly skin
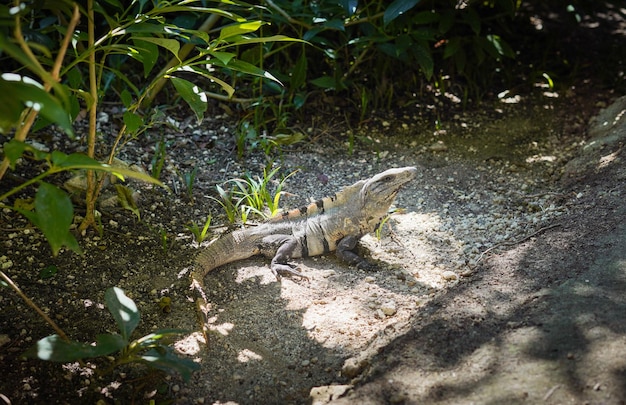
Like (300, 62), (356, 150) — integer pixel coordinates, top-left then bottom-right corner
(191, 166), (417, 341)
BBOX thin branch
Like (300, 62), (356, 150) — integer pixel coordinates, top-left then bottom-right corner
(0, 3), (80, 180)
(264, 0), (312, 29)
(79, 0), (99, 233)
(474, 223), (562, 266)
(0, 271), (70, 341)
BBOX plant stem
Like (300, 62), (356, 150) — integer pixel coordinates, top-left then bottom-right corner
(265, 0), (312, 29)
(80, 0), (99, 233)
(0, 170), (51, 202)
(0, 271), (70, 342)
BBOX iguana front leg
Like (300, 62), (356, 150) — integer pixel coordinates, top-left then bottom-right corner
(336, 234), (374, 270)
(262, 234), (310, 281)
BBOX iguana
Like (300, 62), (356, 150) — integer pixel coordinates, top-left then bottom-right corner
(191, 166), (417, 337)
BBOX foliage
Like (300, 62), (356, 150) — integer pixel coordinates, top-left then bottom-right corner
(212, 167), (298, 224)
(0, 141), (162, 255)
(186, 215), (213, 244)
(0, 0), (300, 250)
(24, 287), (198, 381)
(178, 166), (199, 201)
(232, 0), (519, 132)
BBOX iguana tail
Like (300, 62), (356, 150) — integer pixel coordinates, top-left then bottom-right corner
(195, 231), (259, 274)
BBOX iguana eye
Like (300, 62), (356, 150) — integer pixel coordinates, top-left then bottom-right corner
(383, 175), (393, 182)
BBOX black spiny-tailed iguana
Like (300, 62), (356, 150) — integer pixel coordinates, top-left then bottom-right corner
(194, 166), (417, 277)
(191, 166), (417, 336)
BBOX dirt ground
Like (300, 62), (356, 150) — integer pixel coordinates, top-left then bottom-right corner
(1, 80), (625, 405)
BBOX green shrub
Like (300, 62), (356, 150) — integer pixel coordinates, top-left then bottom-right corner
(24, 287), (198, 381)
(0, 0), (300, 251)
(223, 0), (519, 136)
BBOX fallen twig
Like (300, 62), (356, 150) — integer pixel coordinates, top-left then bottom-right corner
(474, 223), (562, 266)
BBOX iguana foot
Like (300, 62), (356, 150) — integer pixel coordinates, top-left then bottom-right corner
(271, 263), (310, 282)
(356, 260), (378, 271)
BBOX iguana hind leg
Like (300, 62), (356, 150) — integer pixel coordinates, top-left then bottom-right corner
(263, 234), (310, 281)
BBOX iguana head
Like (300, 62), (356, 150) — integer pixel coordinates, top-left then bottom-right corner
(359, 166), (417, 211)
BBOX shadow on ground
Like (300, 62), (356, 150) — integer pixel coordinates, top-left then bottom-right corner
(331, 98), (626, 405)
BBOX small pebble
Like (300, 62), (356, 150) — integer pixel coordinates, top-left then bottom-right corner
(342, 357), (368, 378)
(380, 301), (397, 316)
(429, 141), (448, 151)
(442, 271), (459, 281)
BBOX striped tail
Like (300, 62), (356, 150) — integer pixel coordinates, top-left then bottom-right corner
(195, 231), (258, 274)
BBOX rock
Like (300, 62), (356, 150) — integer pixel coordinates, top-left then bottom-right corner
(562, 95), (626, 181)
(342, 357), (369, 378)
(429, 141), (448, 152)
(380, 300), (397, 316)
(310, 384), (352, 404)
(442, 271), (459, 281)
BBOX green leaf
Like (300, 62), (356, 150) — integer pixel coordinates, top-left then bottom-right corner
(120, 89), (133, 108)
(66, 66), (83, 89)
(293, 92), (308, 109)
(131, 39), (160, 77)
(105, 287), (140, 341)
(0, 36), (71, 109)
(39, 265), (58, 279)
(0, 74), (73, 136)
(133, 328), (189, 349)
(209, 51), (236, 65)
(132, 37), (181, 61)
(310, 75), (337, 90)
(46, 151), (162, 186)
(170, 77), (208, 122)
(303, 27), (324, 41)
(150, 6), (245, 22)
(291, 52), (308, 89)
(3, 140), (52, 167)
(413, 43), (434, 80)
(94, 333), (128, 354)
(438, 10), (455, 34)
(115, 184), (140, 221)
(3, 140), (31, 168)
(219, 21), (264, 40)
(485, 34), (515, 59)
(214, 35), (303, 49)
(24, 334), (126, 362)
(123, 111), (144, 134)
(208, 58), (283, 86)
(172, 64), (235, 98)
(339, 0), (358, 16)
(140, 347), (200, 382)
(26, 183), (81, 256)
(322, 19), (345, 31)
(444, 37), (461, 59)
(50, 150), (70, 166)
(384, 0), (421, 26)
(411, 10), (440, 25)
(461, 7), (481, 35)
